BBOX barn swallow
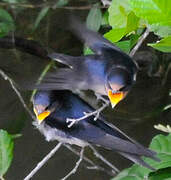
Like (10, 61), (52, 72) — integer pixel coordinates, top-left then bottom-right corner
(37, 18), (138, 108)
(32, 90), (159, 170)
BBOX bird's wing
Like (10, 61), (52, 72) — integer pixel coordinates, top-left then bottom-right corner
(48, 53), (79, 69)
(69, 17), (122, 55)
(71, 124), (159, 170)
(34, 68), (86, 90)
(72, 121), (157, 157)
(95, 119), (143, 146)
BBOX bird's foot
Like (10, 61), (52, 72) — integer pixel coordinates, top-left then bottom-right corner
(66, 101), (109, 128)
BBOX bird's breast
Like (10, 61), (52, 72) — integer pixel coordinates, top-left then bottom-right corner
(33, 121), (88, 147)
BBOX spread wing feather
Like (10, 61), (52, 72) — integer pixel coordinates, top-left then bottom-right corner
(35, 68), (85, 90)
(69, 17), (122, 55)
(48, 53), (79, 68)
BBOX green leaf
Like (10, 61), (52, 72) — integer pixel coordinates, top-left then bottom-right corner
(126, 11), (139, 33)
(108, 0), (131, 28)
(101, 11), (109, 25)
(0, 9), (15, 37)
(0, 130), (14, 177)
(148, 36), (171, 52)
(54, 0), (68, 7)
(130, 34), (140, 48)
(84, 47), (94, 55)
(33, 6), (49, 31)
(149, 167), (171, 180)
(148, 24), (171, 37)
(112, 134), (171, 180)
(129, 0), (171, 26)
(115, 40), (131, 53)
(104, 28), (126, 42)
(108, 0), (140, 41)
(86, 5), (102, 31)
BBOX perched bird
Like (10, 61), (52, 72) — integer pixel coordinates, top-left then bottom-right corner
(37, 18), (138, 108)
(32, 90), (159, 170)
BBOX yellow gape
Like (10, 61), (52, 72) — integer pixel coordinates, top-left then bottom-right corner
(33, 108), (51, 124)
(108, 90), (124, 108)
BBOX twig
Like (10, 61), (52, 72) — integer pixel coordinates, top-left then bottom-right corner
(129, 28), (150, 57)
(67, 101), (109, 128)
(61, 147), (84, 180)
(64, 144), (114, 176)
(0, 2), (107, 9)
(0, 176), (5, 180)
(0, 69), (36, 121)
(23, 142), (62, 180)
(101, 0), (112, 6)
(154, 124), (171, 133)
(89, 145), (120, 173)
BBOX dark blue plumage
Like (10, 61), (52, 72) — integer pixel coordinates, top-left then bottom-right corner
(37, 18), (138, 107)
(33, 90), (160, 170)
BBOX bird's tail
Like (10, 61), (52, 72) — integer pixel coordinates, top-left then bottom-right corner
(91, 134), (160, 170)
(119, 152), (158, 170)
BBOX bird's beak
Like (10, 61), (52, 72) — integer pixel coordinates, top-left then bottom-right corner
(33, 106), (51, 124)
(107, 90), (124, 108)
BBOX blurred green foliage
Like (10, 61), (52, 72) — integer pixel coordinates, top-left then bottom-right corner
(0, 0), (170, 179)
(86, 4), (102, 32)
(0, 130), (14, 179)
(112, 133), (171, 180)
(103, 0), (171, 53)
(148, 36), (171, 52)
(0, 9), (15, 37)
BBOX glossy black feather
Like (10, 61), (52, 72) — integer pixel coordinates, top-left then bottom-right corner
(37, 18), (138, 96)
(33, 90), (160, 170)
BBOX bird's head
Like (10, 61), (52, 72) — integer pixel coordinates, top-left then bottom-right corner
(33, 91), (57, 124)
(105, 67), (134, 108)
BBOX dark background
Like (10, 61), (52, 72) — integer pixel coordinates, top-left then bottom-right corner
(0, 1), (170, 179)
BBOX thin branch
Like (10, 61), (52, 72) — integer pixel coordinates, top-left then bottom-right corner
(101, 0), (112, 6)
(24, 142), (62, 180)
(0, 176), (5, 180)
(0, 69), (36, 121)
(67, 101), (109, 128)
(0, 2), (108, 9)
(154, 124), (171, 133)
(61, 147), (84, 180)
(64, 144), (114, 176)
(89, 145), (120, 173)
(129, 28), (150, 57)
